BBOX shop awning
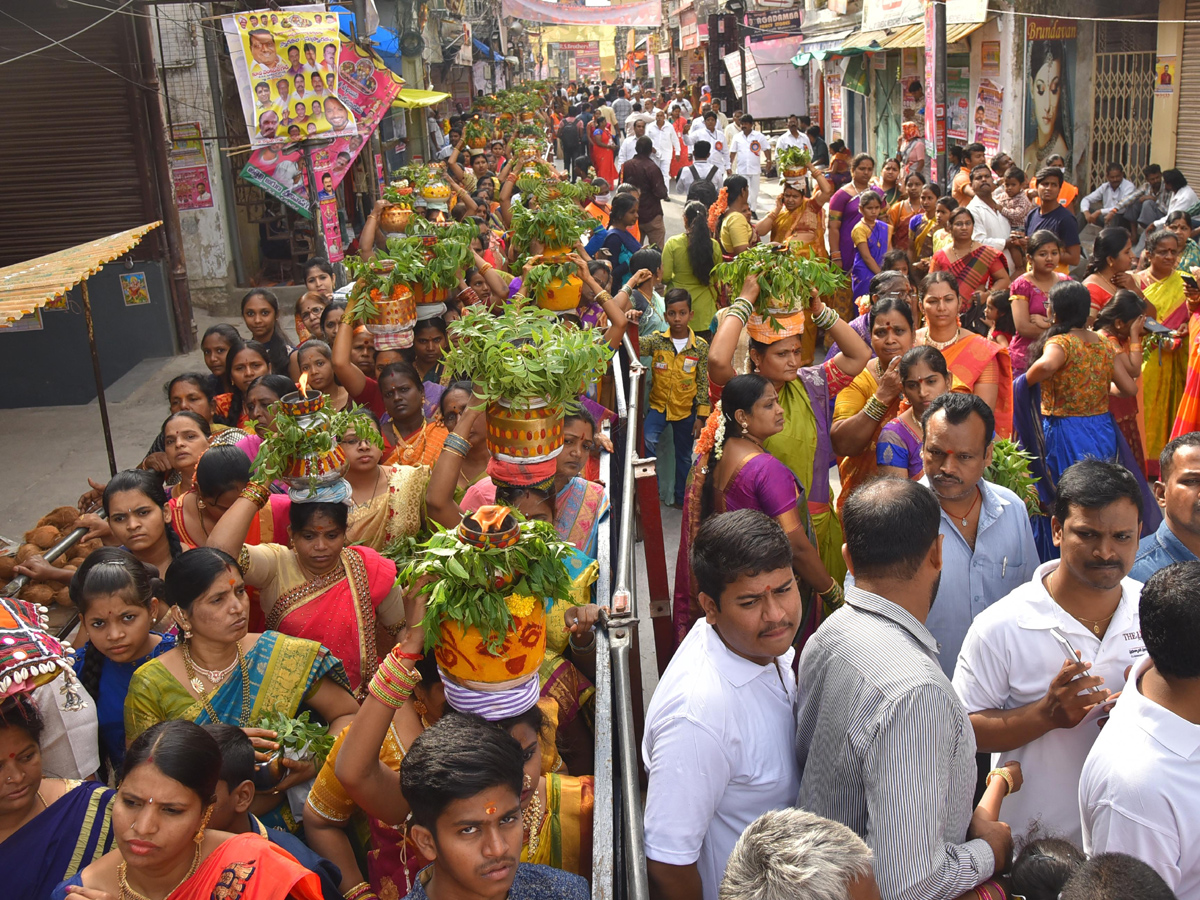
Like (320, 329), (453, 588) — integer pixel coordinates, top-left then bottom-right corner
(392, 88), (451, 109)
(0, 223), (161, 325)
(334, 6), (403, 70)
(790, 28), (856, 66)
(473, 37), (505, 62)
(838, 19), (987, 53)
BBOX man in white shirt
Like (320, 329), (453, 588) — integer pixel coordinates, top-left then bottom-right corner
(643, 509), (802, 900)
(647, 109), (681, 186)
(966, 165), (1018, 272)
(1153, 168), (1200, 228)
(728, 114), (770, 211)
(723, 110), (742, 156)
(616, 117), (648, 178)
(774, 114), (813, 164)
(954, 459), (1147, 845)
(688, 110), (728, 172)
(676, 141), (725, 197)
(1081, 162), (1138, 228)
(1080, 561), (1200, 900)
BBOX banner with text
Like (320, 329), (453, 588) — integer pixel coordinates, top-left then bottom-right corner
(500, 0), (661, 27)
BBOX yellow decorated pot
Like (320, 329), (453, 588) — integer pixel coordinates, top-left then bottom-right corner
(379, 206), (412, 233)
(486, 399), (564, 462)
(536, 272), (582, 313)
(370, 288), (416, 329)
(434, 597), (546, 686)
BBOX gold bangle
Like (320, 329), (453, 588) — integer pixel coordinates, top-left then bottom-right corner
(239, 483), (270, 509)
(986, 767), (1014, 796)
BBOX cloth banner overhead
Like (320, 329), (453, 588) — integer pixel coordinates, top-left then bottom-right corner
(500, 0), (661, 28)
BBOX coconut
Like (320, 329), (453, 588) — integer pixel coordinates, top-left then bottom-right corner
(0, 557), (15, 580)
(25, 526), (59, 550)
(38, 507), (80, 530)
(51, 585), (73, 607)
(19, 584), (53, 605)
(15, 543), (41, 564)
(78, 540), (102, 556)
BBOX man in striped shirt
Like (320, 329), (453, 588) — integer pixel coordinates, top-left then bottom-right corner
(795, 478), (1013, 900)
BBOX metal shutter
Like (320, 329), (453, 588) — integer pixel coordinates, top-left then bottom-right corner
(1177, 0), (1200, 184)
(0, 1), (161, 266)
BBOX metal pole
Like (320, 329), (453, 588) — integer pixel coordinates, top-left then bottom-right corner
(934, 0), (947, 183)
(611, 625), (650, 900)
(81, 281), (119, 478)
(613, 333), (645, 614)
(739, 15), (748, 110)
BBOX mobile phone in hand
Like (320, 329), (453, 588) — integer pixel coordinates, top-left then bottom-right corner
(1049, 627), (1103, 693)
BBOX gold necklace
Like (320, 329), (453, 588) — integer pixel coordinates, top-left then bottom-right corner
(1044, 572), (1118, 635)
(523, 785), (545, 857)
(118, 842), (201, 900)
(182, 641), (251, 726)
(180, 642), (238, 690)
(926, 326), (962, 351)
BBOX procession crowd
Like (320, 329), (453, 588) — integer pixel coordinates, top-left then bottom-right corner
(2, 76), (1200, 900)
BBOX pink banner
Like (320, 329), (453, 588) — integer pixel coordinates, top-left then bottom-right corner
(500, 0), (661, 27)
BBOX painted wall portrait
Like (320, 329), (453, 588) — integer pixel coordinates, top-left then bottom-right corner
(1023, 19), (1077, 173)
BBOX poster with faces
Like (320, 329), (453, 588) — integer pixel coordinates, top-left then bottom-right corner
(231, 8), (356, 147)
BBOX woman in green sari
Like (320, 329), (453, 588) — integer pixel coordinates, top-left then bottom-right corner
(1134, 228), (1191, 477)
(708, 275), (872, 607)
(124, 547), (358, 830)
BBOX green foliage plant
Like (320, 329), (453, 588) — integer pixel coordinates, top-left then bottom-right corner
(776, 146), (813, 172)
(712, 243), (849, 327)
(984, 438), (1043, 517)
(524, 261), (580, 303)
(251, 396), (380, 494)
(511, 200), (595, 254)
(256, 710), (335, 768)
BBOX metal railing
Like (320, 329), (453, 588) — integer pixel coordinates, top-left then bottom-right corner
(592, 335), (651, 900)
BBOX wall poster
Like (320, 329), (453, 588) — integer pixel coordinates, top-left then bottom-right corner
(1023, 17), (1076, 173)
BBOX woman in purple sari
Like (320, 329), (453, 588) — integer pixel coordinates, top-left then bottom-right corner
(826, 153), (881, 321)
(876, 345), (954, 479)
(673, 374), (838, 646)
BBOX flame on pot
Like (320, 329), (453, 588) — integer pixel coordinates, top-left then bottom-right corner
(298, 372), (309, 395)
(434, 210), (447, 225)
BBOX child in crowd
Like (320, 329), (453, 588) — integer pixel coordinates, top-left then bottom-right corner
(986, 289), (1016, 351)
(641, 289), (711, 508)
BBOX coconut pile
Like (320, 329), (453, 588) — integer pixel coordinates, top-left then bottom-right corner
(0, 506), (101, 630)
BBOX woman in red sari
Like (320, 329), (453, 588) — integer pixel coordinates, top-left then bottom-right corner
(589, 119), (617, 186)
(669, 105), (690, 180)
(55, 721), (321, 900)
(917, 271), (1014, 438)
(208, 489), (404, 698)
(930, 207), (1010, 335)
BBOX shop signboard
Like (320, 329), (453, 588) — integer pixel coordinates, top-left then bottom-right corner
(746, 8), (803, 43)
(680, 10), (699, 50)
(864, 0), (986, 31)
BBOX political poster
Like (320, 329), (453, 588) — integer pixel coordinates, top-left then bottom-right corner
(972, 78), (1003, 155)
(1023, 18), (1076, 174)
(230, 8), (356, 147)
(173, 166), (214, 210)
(239, 38), (403, 217)
(945, 66), (970, 143)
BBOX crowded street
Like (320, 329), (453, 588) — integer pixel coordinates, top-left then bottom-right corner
(2, 2), (1200, 900)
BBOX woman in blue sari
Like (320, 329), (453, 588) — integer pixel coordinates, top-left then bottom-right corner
(0, 693), (116, 900)
(124, 547), (358, 831)
(593, 193), (643, 288)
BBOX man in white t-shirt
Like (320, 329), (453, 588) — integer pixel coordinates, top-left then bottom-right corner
(965, 165), (1018, 271)
(1080, 561), (1200, 900)
(676, 141), (725, 197)
(616, 117), (648, 178)
(728, 114), (771, 211)
(954, 459), (1147, 845)
(644, 510), (802, 900)
(688, 110), (728, 172)
(774, 114), (813, 165)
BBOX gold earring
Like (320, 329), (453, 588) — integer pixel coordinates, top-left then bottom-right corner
(194, 802), (214, 844)
(522, 773), (532, 790)
(196, 498), (206, 510)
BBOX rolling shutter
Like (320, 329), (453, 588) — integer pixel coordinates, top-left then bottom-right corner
(1176, 0), (1200, 184)
(0, 0), (162, 266)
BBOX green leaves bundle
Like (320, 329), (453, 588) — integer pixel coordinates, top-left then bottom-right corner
(776, 146), (813, 171)
(524, 261), (579, 304)
(511, 200), (595, 254)
(443, 297), (611, 410)
(402, 518), (575, 653)
(256, 710), (336, 768)
(712, 243), (848, 321)
(984, 438), (1043, 517)
(251, 396), (380, 492)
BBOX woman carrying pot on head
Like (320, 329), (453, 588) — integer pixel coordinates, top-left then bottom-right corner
(876, 346), (956, 480)
(830, 296), (916, 509)
(123, 549), (357, 832)
(304, 654), (446, 898)
(1, 693), (117, 900)
(916, 271), (1014, 438)
(674, 374), (837, 646)
(241, 288), (296, 376)
(707, 274), (873, 616)
(206, 482), (407, 697)
(54, 720), (327, 899)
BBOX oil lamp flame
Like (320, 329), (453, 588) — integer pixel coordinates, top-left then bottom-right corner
(298, 372), (310, 394)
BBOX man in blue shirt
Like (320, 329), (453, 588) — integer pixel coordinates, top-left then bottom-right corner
(401, 715), (589, 900)
(1023, 167), (1082, 270)
(919, 393), (1039, 677)
(1131, 432), (1200, 581)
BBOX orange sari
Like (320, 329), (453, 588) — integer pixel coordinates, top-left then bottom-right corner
(920, 330), (1013, 439)
(176, 833), (322, 900)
